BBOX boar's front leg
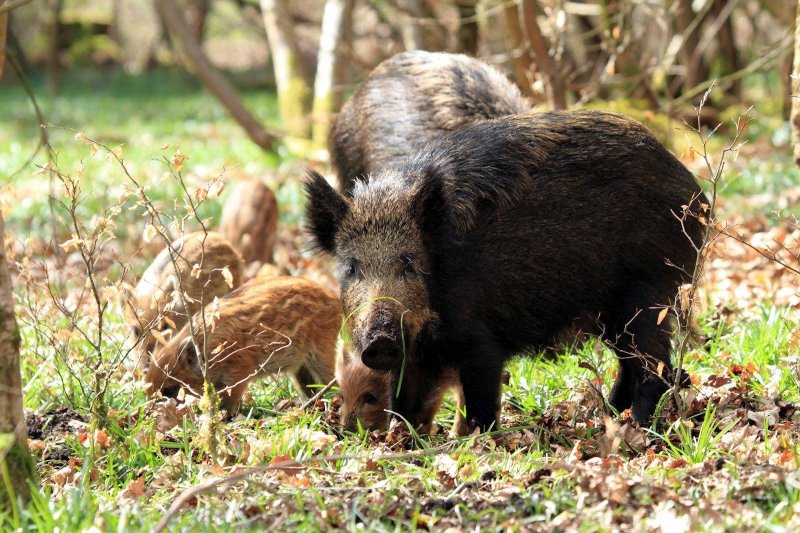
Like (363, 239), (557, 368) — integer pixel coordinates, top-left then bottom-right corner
(389, 357), (447, 432)
(455, 337), (505, 433)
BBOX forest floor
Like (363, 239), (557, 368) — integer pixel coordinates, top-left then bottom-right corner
(1, 69), (800, 531)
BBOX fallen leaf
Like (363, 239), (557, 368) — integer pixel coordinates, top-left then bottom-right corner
(657, 307), (669, 325)
(269, 454), (305, 477)
(121, 477), (146, 500)
(221, 266), (234, 289)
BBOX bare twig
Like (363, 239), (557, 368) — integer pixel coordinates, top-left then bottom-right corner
(670, 84), (751, 417)
(301, 378), (337, 411)
(0, 0), (33, 15)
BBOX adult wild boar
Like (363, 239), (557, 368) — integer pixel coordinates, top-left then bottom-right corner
(331, 50), (528, 194)
(306, 111), (707, 433)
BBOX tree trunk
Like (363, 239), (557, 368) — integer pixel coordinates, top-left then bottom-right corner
(503, 1), (535, 97)
(0, 11), (7, 81)
(45, 0), (63, 94)
(114, 0), (163, 73)
(395, 0), (426, 50)
(155, 0), (278, 151)
(260, 0), (312, 138)
(457, 0), (479, 55)
(187, 0), (210, 43)
(675, 0), (708, 93)
(792, 0), (800, 167)
(311, 0), (353, 149)
(0, 213), (34, 509)
(520, 0), (567, 109)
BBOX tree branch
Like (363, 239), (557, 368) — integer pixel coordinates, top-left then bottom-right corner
(0, 0), (33, 15)
(155, 0), (279, 151)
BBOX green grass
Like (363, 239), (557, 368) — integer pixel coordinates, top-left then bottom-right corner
(6, 301), (799, 530)
(0, 67), (283, 238)
(2, 67), (800, 530)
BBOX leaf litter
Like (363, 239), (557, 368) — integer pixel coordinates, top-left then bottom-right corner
(9, 155), (800, 530)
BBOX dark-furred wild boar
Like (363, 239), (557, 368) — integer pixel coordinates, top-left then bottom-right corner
(331, 50), (528, 194)
(307, 111), (707, 433)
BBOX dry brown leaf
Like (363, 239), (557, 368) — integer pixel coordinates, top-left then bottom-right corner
(27, 439), (46, 451)
(287, 475), (312, 487)
(49, 464), (80, 486)
(221, 266), (234, 289)
(771, 449), (796, 467)
(153, 397), (193, 433)
(657, 307), (669, 325)
(121, 477), (146, 500)
(171, 149), (187, 171)
(269, 454), (305, 477)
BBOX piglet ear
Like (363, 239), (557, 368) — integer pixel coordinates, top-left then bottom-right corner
(410, 177), (446, 237)
(304, 169), (350, 253)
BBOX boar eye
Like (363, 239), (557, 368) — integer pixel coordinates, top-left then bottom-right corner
(131, 326), (142, 338)
(342, 258), (362, 281)
(362, 392), (380, 405)
(399, 254), (417, 277)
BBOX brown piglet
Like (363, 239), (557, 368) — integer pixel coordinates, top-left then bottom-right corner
(219, 179), (278, 268)
(146, 276), (341, 414)
(337, 357), (468, 436)
(123, 231), (243, 369)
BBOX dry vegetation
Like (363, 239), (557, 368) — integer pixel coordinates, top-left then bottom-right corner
(0, 0), (799, 530)
(0, 100), (797, 530)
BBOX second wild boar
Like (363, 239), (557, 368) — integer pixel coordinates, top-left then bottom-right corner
(330, 50), (528, 194)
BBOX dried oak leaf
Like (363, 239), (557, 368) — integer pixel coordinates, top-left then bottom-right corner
(269, 454), (305, 477)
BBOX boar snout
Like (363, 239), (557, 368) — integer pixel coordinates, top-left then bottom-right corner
(361, 335), (403, 370)
(357, 303), (408, 370)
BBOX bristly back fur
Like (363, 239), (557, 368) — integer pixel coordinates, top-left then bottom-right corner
(330, 50), (529, 194)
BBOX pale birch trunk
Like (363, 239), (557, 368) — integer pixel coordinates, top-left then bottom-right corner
(260, 0), (312, 138)
(311, 0), (353, 149)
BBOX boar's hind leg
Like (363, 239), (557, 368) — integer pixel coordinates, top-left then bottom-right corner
(605, 283), (674, 424)
(456, 337), (505, 433)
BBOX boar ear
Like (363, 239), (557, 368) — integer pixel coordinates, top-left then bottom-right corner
(304, 169), (350, 253)
(410, 177), (446, 236)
